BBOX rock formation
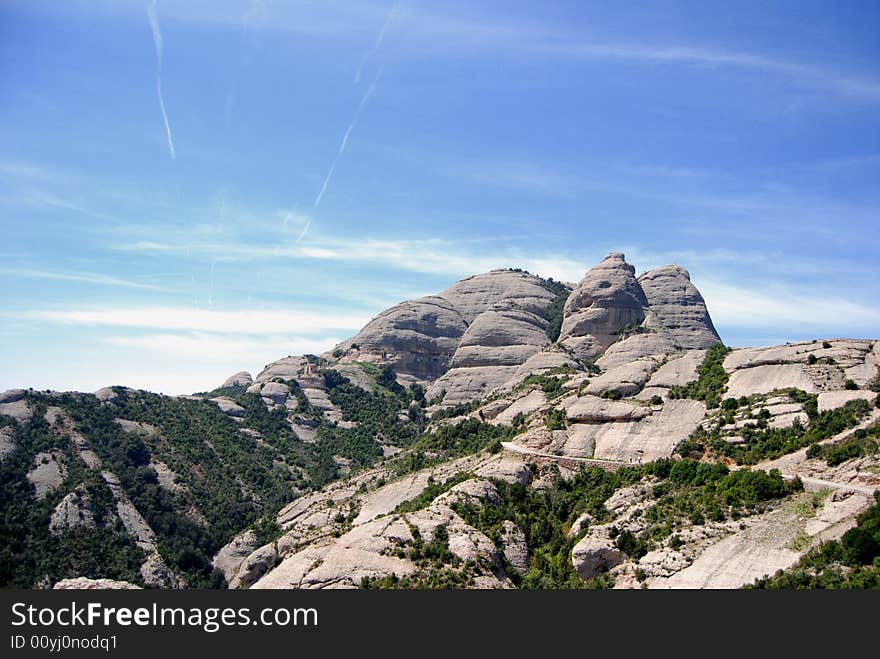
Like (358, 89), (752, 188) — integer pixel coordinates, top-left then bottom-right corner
(558, 253), (650, 359)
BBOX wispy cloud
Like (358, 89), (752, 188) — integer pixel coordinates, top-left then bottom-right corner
(298, 66), (384, 241)
(545, 42), (880, 100)
(11, 306), (372, 336)
(104, 332), (339, 363)
(0, 267), (166, 291)
(113, 234), (591, 281)
(701, 279), (880, 335)
(148, 0), (176, 159)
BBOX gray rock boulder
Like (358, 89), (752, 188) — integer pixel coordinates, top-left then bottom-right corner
(500, 520), (529, 574)
(637, 265), (720, 349)
(27, 451), (66, 500)
(49, 485), (95, 535)
(0, 389), (26, 404)
(336, 296), (468, 381)
(210, 397), (246, 418)
(562, 396), (652, 423)
(259, 382), (290, 405)
(559, 253), (649, 359)
(221, 371), (253, 388)
(54, 578), (140, 590)
(571, 535), (627, 580)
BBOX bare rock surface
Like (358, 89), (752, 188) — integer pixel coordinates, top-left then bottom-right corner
(54, 578), (141, 590)
(492, 389), (547, 426)
(594, 333), (680, 370)
(645, 350), (706, 388)
(562, 396), (652, 423)
(210, 397), (246, 417)
(221, 371), (253, 388)
(213, 529), (260, 584)
(27, 451), (66, 500)
(49, 485), (95, 534)
(0, 398), (32, 423)
(0, 389), (27, 404)
(0, 427), (16, 462)
(817, 390), (876, 413)
(559, 253), (648, 360)
(637, 265), (721, 349)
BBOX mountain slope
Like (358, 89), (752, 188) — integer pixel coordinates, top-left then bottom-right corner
(1, 253), (877, 589)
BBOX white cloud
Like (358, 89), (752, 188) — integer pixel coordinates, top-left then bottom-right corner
(112, 234), (592, 281)
(104, 332), (338, 362)
(700, 279), (880, 333)
(0, 267), (166, 291)
(11, 306), (372, 335)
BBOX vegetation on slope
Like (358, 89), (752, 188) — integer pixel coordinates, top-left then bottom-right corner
(750, 491), (880, 589)
(0, 364), (430, 587)
(683, 394), (874, 465)
(668, 343), (732, 409)
(451, 459), (798, 589)
(542, 279), (571, 343)
(806, 421), (879, 466)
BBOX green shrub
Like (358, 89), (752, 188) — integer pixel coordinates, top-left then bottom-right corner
(545, 408), (567, 430)
(668, 344), (731, 408)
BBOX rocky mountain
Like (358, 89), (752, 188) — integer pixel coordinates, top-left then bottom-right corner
(2, 253), (878, 589)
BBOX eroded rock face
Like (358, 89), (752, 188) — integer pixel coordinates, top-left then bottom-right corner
(559, 253), (649, 360)
(0, 389), (26, 404)
(0, 427), (16, 462)
(637, 265), (720, 349)
(571, 535), (626, 580)
(562, 396), (652, 423)
(337, 296), (468, 381)
(221, 371), (253, 388)
(213, 530), (260, 585)
(49, 485), (95, 535)
(210, 397), (246, 418)
(500, 520), (529, 574)
(27, 451), (66, 500)
(336, 270), (561, 402)
(54, 578), (140, 590)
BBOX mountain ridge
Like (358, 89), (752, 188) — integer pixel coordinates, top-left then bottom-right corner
(2, 252), (878, 590)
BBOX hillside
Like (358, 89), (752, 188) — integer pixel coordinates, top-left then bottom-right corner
(1, 253), (878, 589)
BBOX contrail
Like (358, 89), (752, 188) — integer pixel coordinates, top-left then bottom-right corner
(297, 67), (383, 242)
(297, 4), (399, 243)
(148, 1), (175, 159)
(354, 1), (401, 84)
(156, 78), (176, 159)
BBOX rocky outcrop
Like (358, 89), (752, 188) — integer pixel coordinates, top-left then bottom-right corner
(558, 253), (649, 360)
(259, 382), (290, 406)
(221, 371), (253, 388)
(637, 265), (720, 349)
(0, 389), (26, 404)
(210, 397), (246, 418)
(213, 530), (260, 585)
(723, 340), (875, 400)
(336, 296), (468, 381)
(54, 578), (141, 590)
(562, 396), (652, 423)
(0, 396), (32, 423)
(499, 520), (529, 574)
(0, 427), (16, 462)
(27, 451), (66, 500)
(571, 535), (626, 580)
(49, 485), (95, 535)
(817, 390), (877, 413)
(335, 270), (561, 401)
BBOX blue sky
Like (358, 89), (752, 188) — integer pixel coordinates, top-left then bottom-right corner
(1, 0), (879, 394)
